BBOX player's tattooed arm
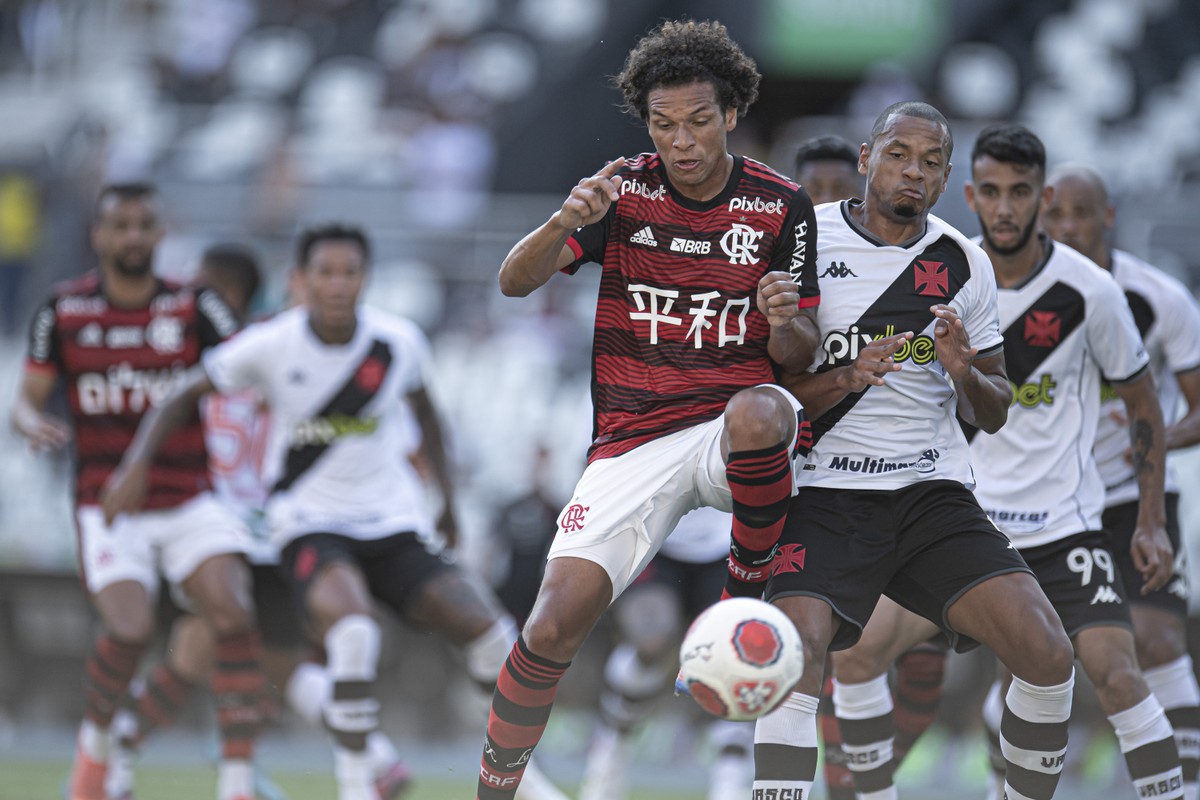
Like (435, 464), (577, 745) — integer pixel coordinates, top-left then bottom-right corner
(1113, 370), (1172, 593)
(1164, 367), (1200, 451)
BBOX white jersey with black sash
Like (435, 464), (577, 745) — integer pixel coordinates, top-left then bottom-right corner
(203, 305), (436, 546)
(799, 200), (1004, 491)
(1095, 249), (1200, 507)
(969, 238), (1149, 549)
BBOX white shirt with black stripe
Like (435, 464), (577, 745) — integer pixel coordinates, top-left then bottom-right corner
(799, 200), (1004, 491)
(970, 239), (1149, 549)
(203, 305), (436, 546)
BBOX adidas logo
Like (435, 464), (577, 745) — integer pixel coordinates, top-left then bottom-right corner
(629, 226), (658, 247)
(1090, 585), (1122, 605)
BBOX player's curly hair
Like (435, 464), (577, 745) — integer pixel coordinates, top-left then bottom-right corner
(615, 19), (760, 120)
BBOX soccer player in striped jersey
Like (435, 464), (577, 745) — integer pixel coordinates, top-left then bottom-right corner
(10, 184), (267, 800)
(966, 124), (1182, 800)
(1042, 165), (1200, 798)
(102, 223), (568, 800)
(755, 103), (1078, 800)
(791, 133), (950, 800)
(472, 19), (822, 799)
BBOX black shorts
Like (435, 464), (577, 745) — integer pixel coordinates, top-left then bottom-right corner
(250, 563), (304, 649)
(1103, 494), (1188, 616)
(1018, 530), (1132, 637)
(630, 553), (726, 622)
(280, 531), (456, 621)
(765, 480), (1031, 653)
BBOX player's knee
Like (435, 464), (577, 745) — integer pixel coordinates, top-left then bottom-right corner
(107, 613), (156, 645)
(725, 387), (792, 448)
(523, 613), (588, 664)
(203, 592), (257, 635)
(1014, 621), (1074, 686)
(1095, 664), (1151, 712)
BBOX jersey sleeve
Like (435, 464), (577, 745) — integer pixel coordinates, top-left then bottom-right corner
(1090, 276), (1150, 384)
(769, 186), (821, 309)
(393, 318), (433, 396)
(1157, 279), (1200, 374)
(961, 245), (1004, 358)
(203, 321), (274, 396)
(195, 288), (241, 350)
(562, 202), (616, 274)
(25, 298), (60, 374)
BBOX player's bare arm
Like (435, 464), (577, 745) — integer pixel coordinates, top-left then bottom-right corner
(780, 331), (912, 419)
(100, 365), (217, 524)
(1164, 367), (1200, 451)
(498, 157), (626, 297)
(758, 271), (820, 372)
(408, 386), (460, 549)
(1113, 371), (1172, 594)
(934, 304), (1011, 433)
(10, 369), (70, 452)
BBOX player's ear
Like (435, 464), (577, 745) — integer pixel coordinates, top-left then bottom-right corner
(857, 144), (869, 176)
(941, 161), (953, 192)
(964, 182), (977, 212)
(724, 105), (737, 132)
(1040, 184), (1054, 213)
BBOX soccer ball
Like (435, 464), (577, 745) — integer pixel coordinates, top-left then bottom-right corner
(678, 597), (804, 722)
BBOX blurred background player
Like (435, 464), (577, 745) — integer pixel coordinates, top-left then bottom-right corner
(791, 133), (950, 800)
(965, 124), (1182, 799)
(1041, 166), (1200, 798)
(101, 223), (567, 800)
(793, 135), (862, 206)
(578, 507), (753, 800)
(475, 20), (819, 797)
(9, 183), (266, 800)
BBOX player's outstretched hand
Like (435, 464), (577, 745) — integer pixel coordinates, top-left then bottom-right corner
(100, 463), (149, 526)
(756, 271), (801, 327)
(556, 157), (626, 231)
(839, 331), (912, 392)
(15, 411), (70, 453)
(1131, 524), (1174, 594)
(931, 304), (977, 381)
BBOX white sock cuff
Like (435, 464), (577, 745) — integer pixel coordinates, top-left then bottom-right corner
(982, 680), (1004, 733)
(1006, 669), (1074, 725)
(285, 661), (330, 725)
(326, 614), (381, 681)
(754, 692), (819, 747)
(464, 616), (518, 684)
(1144, 655), (1200, 709)
(832, 674), (893, 720)
(604, 642), (665, 697)
(1108, 694), (1173, 753)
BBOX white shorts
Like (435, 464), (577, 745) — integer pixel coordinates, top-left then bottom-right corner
(76, 492), (251, 598)
(547, 385), (803, 599)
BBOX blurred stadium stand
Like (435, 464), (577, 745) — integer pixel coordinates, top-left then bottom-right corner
(2, 1), (1200, 784)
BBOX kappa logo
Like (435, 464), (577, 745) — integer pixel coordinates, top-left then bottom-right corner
(720, 223), (764, 265)
(629, 226), (658, 247)
(1024, 311), (1061, 347)
(1090, 585), (1122, 605)
(820, 261), (858, 279)
(559, 503), (589, 532)
(914, 260), (948, 297)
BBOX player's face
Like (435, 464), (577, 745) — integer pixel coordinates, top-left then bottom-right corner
(967, 156), (1046, 257)
(92, 197), (163, 277)
(862, 115), (952, 221)
(301, 240), (365, 330)
(796, 161), (861, 205)
(645, 81), (737, 201)
(1042, 175), (1111, 261)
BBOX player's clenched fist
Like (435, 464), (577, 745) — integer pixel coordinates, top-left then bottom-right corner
(555, 157), (626, 230)
(756, 271), (801, 326)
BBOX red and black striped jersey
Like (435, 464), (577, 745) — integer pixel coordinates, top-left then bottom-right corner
(565, 153), (819, 462)
(25, 271), (238, 509)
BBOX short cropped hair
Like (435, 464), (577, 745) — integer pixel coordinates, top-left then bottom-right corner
(200, 244), (261, 305)
(794, 135), (859, 174)
(95, 182), (156, 219)
(971, 123), (1046, 176)
(869, 101), (954, 158)
(295, 223), (371, 268)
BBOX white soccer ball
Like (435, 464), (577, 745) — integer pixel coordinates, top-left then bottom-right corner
(678, 597), (804, 722)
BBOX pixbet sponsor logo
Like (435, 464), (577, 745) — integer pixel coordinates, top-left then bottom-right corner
(620, 178), (667, 201)
(822, 325), (936, 366)
(728, 195), (784, 215)
(77, 363), (186, 415)
(1011, 374), (1056, 408)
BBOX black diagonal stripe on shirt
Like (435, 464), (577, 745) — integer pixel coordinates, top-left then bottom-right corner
(1124, 290), (1154, 338)
(273, 339), (393, 493)
(961, 281), (1085, 443)
(811, 234), (973, 446)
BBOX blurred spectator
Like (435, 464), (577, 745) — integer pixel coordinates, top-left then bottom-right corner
(152, 0), (256, 103)
(0, 170), (40, 336)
